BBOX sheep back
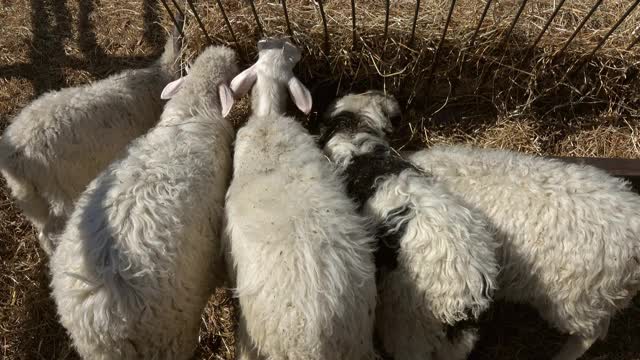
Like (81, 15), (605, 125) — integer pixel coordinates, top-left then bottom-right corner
(226, 114), (377, 360)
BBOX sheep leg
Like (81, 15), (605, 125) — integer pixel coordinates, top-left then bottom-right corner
(551, 334), (598, 360)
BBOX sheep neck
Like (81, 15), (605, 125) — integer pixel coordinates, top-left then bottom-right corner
(251, 76), (287, 117)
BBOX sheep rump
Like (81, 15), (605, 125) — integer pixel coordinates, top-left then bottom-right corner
(226, 114), (377, 360)
(49, 45), (238, 360)
(409, 145), (640, 360)
(0, 20), (183, 256)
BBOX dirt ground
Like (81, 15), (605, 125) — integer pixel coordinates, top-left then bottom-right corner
(1, 0), (639, 359)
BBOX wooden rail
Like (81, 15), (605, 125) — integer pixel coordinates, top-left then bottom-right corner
(554, 156), (640, 192)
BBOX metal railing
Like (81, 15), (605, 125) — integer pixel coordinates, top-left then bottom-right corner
(161, 0), (639, 67)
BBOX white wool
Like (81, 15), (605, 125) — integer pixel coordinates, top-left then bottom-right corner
(0, 21), (183, 256)
(409, 145), (640, 360)
(225, 39), (377, 359)
(49, 46), (238, 360)
(321, 91), (500, 360)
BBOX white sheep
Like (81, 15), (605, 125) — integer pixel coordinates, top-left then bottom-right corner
(49, 45), (238, 360)
(408, 145), (640, 360)
(319, 91), (500, 360)
(0, 17), (184, 256)
(224, 38), (378, 359)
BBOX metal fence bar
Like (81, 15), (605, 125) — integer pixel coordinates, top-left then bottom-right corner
(427, 0), (457, 88)
(247, 0), (265, 37)
(186, 0), (213, 44)
(628, 33), (640, 50)
(499, 0), (528, 48)
(160, 0), (185, 39)
(170, 0), (185, 18)
(215, 0), (238, 44)
(351, 0), (357, 46)
(282, 0), (294, 38)
(409, 0), (421, 45)
(556, 0), (603, 57)
(317, 0), (330, 52)
(384, 0), (390, 42)
(525, 0), (566, 59)
(469, 0), (493, 46)
(570, 0), (640, 75)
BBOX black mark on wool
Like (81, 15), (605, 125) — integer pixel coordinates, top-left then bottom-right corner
(344, 151), (421, 278)
(344, 151), (418, 208)
(317, 110), (362, 147)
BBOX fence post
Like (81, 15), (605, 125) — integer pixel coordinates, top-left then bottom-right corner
(409, 0), (421, 46)
(555, 0), (603, 58)
(282, 0), (294, 38)
(317, 0), (330, 53)
(215, 0), (238, 44)
(185, 0), (213, 44)
(469, 0), (493, 46)
(247, 0), (265, 37)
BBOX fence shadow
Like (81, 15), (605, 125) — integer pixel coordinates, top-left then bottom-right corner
(29, 0), (72, 94)
(5, 0), (167, 97)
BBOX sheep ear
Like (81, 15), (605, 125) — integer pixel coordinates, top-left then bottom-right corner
(287, 76), (312, 114)
(219, 83), (235, 118)
(161, 77), (186, 99)
(230, 64), (257, 98)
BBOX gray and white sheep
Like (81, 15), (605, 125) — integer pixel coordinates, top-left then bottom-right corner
(319, 91), (500, 360)
(0, 18), (184, 256)
(408, 144), (640, 360)
(224, 38), (378, 359)
(50, 45), (238, 360)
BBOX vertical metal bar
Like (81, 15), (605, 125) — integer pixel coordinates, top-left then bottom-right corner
(628, 33), (640, 50)
(170, 0), (185, 18)
(317, 0), (330, 52)
(526, 0), (566, 58)
(351, 0), (357, 46)
(215, 0), (238, 44)
(556, 0), (603, 57)
(427, 0), (457, 87)
(247, 0), (264, 37)
(409, 0), (421, 45)
(499, 0), (529, 48)
(469, 0), (493, 46)
(282, 0), (294, 38)
(383, 0), (390, 43)
(186, 0), (213, 44)
(160, 0), (185, 39)
(571, 0), (640, 75)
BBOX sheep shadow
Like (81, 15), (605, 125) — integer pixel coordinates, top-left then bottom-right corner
(1, 0), (168, 96)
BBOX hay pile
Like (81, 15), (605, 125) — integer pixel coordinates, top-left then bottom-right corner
(1, 0), (639, 359)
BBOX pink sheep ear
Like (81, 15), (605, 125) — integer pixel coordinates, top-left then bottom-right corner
(219, 83), (235, 118)
(287, 76), (312, 114)
(230, 64), (257, 98)
(161, 77), (186, 99)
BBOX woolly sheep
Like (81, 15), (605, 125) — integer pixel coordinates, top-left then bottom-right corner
(336, 105), (640, 359)
(0, 17), (184, 256)
(49, 45), (238, 360)
(319, 91), (500, 360)
(224, 38), (378, 359)
(407, 145), (640, 360)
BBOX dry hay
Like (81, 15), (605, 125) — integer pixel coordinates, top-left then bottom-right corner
(1, 0), (639, 359)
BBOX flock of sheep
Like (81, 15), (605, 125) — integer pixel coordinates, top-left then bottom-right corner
(0, 17), (639, 360)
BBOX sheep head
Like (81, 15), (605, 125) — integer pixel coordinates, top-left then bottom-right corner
(230, 38), (312, 115)
(318, 91), (401, 167)
(160, 45), (238, 117)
